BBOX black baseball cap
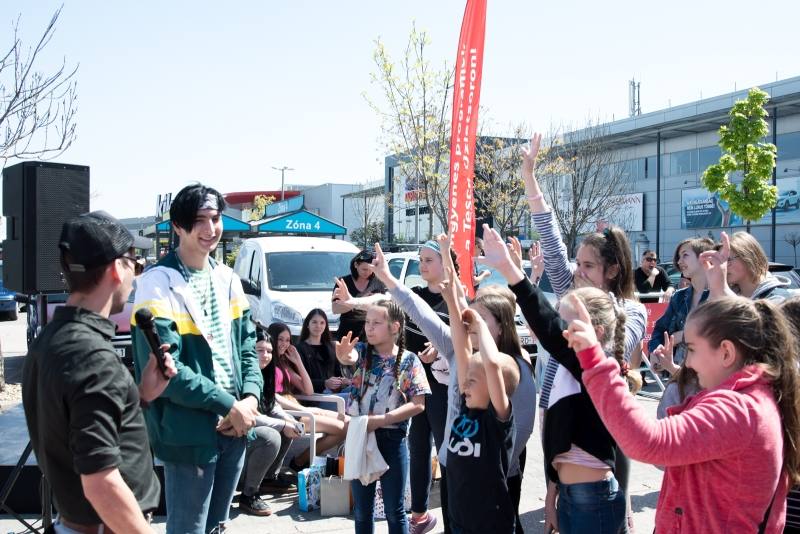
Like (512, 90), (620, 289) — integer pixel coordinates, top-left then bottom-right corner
(59, 210), (152, 272)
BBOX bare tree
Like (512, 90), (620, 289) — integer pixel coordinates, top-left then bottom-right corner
(348, 183), (385, 249)
(365, 23), (452, 238)
(473, 123), (531, 237)
(785, 231), (800, 266)
(1, 6), (78, 164)
(536, 120), (632, 256)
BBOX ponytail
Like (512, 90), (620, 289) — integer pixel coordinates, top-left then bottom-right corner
(690, 297), (800, 484)
(567, 287), (639, 392)
(570, 287), (642, 393)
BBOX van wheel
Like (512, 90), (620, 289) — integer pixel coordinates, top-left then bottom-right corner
(8, 308), (18, 321)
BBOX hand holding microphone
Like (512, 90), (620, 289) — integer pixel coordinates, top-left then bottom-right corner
(135, 308), (177, 402)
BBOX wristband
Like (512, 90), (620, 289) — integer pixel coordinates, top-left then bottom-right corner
(527, 193), (543, 201)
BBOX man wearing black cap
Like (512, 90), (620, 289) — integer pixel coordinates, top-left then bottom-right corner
(22, 211), (177, 534)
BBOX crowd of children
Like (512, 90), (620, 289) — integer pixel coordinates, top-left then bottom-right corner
(224, 135), (800, 534)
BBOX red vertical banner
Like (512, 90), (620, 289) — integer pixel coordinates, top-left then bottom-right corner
(447, 0), (487, 299)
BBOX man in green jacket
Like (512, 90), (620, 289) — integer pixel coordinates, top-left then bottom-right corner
(132, 184), (262, 534)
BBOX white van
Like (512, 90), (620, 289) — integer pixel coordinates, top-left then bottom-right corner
(233, 236), (360, 336)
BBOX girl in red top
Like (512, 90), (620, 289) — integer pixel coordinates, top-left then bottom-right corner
(564, 292), (800, 533)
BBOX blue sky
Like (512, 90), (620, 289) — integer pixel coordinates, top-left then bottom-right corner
(2, 0), (798, 219)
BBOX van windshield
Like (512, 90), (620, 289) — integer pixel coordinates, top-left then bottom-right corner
(266, 252), (354, 291)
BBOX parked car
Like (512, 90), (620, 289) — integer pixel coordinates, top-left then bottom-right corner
(234, 236), (360, 336)
(30, 289), (135, 368)
(0, 260), (19, 320)
(777, 190), (800, 210)
(768, 262), (800, 295)
(657, 263), (682, 288)
(384, 252), (548, 355)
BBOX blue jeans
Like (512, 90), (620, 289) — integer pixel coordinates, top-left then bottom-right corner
(163, 434), (247, 534)
(557, 476), (626, 534)
(351, 427), (409, 534)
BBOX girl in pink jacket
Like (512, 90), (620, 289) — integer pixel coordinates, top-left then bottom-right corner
(562, 294), (800, 533)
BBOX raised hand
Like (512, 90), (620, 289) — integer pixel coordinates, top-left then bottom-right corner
(438, 266), (460, 306)
(335, 331), (359, 363)
(333, 277), (354, 304)
(521, 133), (543, 179)
(461, 308), (486, 338)
(561, 293), (600, 353)
(286, 344), (303, 366)
(508, 236), (523, 271)
(651, 332), (679, 375)
(369, 242), (396, 287)
(436, 233), (452, 257)
(699, 231), (732, 298)
(530, 241), (544, 282)
(475, 225), (513, 270)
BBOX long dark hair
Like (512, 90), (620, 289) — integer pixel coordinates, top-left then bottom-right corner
(580, 226), (635, 300)
(267, 322), (292, 389)
(689, 297), (800, 484)
(257, 326), (277, 412)
(300, 308), (333, 347)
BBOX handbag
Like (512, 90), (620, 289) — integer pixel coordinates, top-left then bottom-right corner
(320, 475), (352, 516)
(297, 456), (327, 512)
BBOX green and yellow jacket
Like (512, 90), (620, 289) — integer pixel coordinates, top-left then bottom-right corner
(131, 251), (262, 464)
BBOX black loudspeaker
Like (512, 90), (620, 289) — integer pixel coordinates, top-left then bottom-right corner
(2, 162), (90, 293)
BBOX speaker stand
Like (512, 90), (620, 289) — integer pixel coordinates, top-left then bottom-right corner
(0, 441), (52, 533)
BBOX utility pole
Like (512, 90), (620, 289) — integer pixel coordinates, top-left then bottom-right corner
(272, 166), (294, 201)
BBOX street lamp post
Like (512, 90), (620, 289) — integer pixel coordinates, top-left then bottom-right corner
(272, 166), (294, 201)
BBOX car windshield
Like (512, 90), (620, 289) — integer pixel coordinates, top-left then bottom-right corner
(266, 251), (354, 291)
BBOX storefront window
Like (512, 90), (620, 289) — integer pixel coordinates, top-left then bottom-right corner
(777, 131), (800, 162)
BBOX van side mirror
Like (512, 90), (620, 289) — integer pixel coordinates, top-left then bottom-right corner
(241, 279), (261, 296)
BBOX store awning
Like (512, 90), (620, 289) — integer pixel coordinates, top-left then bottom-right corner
(154, 214), (250, 233)
(254, 209), (346, 235)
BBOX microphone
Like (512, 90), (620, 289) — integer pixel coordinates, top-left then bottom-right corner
(134, 308), (170, 379)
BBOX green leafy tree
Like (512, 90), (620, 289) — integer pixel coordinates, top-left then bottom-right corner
(247, 194), (274, 221)
(365, 23), (453, 238)
(350, 222), (385, 249)
(702, 88), (777, 225)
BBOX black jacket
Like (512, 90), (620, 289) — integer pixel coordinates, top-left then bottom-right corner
(509, 278), (617, 483)
(296, 340), (340, 393)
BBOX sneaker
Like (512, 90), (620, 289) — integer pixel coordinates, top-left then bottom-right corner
(239, 493), (272, 516)
(259, 474), (296, 494)
(409, 513), (437, 534)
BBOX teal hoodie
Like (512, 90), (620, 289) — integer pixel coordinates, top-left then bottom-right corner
(131, 251), (262, 464)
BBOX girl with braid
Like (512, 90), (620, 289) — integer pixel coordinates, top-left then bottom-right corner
(336, 300), (431, 534)
(477, 225), (637, 534)
(566, 295), (799, 533)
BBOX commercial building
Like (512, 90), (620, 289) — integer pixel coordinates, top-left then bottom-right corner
(384, 75), (800, 265)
